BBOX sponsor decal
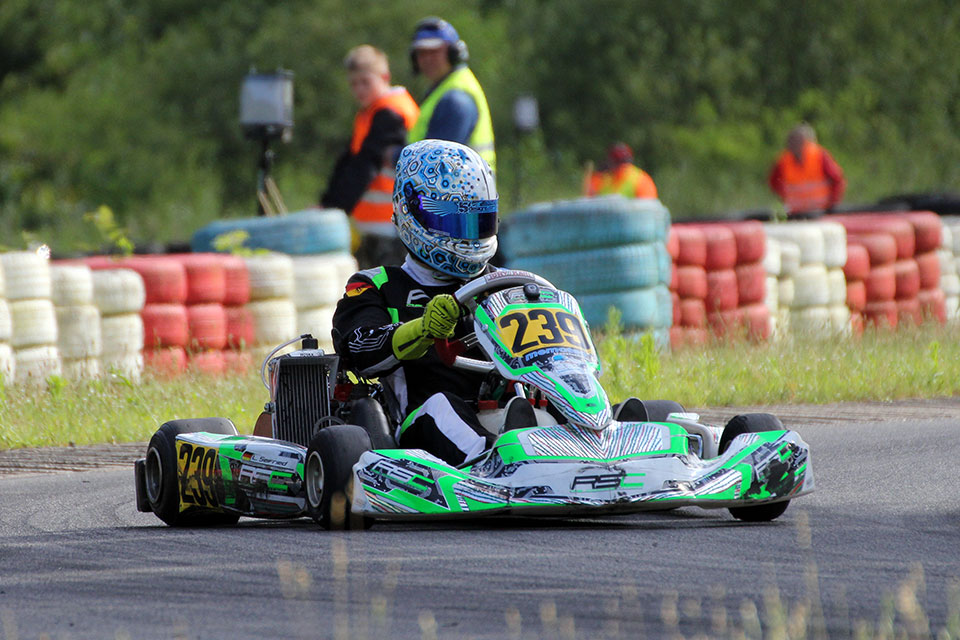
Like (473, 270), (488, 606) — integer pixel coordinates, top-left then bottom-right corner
(496, 307), (591, 357)
(570, 472), (623, 491)
(177, 441), (224, 511)
(345, 282), (373, 297)
(406, 289), (431, 307)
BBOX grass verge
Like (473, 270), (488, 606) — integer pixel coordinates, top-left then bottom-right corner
(1, 321), (959, 450)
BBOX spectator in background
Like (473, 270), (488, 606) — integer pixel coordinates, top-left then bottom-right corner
(585, 142), (658, 199)
(321, 45), (419, 269)
(768, 123), (846, 216)
(406, 17), (497, 174)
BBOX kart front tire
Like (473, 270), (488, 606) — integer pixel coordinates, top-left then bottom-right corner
(305, 425), (372, 530)
(144, 418), (241, 527)
(719, 413), (789, 523)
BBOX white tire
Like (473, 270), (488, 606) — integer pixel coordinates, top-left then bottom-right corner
(792, 264), (830, 308)
(0, 343), (13, 384)
(245, 253), (294, 301)
(1, 251), (51, 301)
(942, 273), (960, 297)
(92, 269), (146, 314)
(820, 222), (848, 268)
(0, 300), (10, 342)
(250, 343), (298, 370)
(100, 313), (144, 357)
(56, 305), (102, 359)
(333, 253), (360, 289)
(248, 298), (298, 346)
(296, 305), (335, 344)
(292, 256), (347, 309)
(764, 276), (780, 312)
(14, 345), (61, 385)
(939, 249), (956, 277)
(827, 268), (847, 306)
(0, 260), (5, 298)
(778, 241), (801, 277)
(762, 238), (781, 276)
(101, 352), (143, 384)
(828, 304), (852, 336)
(62, 357), (101, 380)
(942, 225), (952, 254)
(946, 295), (959, 320)
(778, 277), (795, 309)
(11, 299), (58, 348)
(765, 223), (824, 265)
(791, 305), (831, 335)
(51, 265), (94, 306)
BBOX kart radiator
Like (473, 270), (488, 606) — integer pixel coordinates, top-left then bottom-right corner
(266, 344), (340, 448)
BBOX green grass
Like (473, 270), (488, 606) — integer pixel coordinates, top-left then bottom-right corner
(1, 322), (959, 450)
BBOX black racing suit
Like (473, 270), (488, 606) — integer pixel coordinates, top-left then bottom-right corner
(331, 257), (496, 464)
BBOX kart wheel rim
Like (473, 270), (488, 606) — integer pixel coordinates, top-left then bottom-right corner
(305, 450), (324, 509)
(145, 447), (163, 505)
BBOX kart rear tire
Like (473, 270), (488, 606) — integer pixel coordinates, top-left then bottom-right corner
(305, 425), (373, 530)
(639, 400), (685, 422)
(145, 418), (241, 527)
(719, 413), (789, 522)
(348, 397), (396, 449)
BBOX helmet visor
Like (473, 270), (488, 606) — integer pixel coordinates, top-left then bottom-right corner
(405, 187), (498, 239)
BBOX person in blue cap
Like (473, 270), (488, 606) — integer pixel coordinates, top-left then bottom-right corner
(406, 17), (497, 174)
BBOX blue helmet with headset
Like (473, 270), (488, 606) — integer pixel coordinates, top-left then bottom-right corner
(409, 17), (469, 74)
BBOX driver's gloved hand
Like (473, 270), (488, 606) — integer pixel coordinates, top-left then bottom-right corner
(392, 294), (461, 360)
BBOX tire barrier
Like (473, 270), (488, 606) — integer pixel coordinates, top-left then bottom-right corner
(2, 252), (60, 385)
(51, 265), (102, 380)
(191, 208), (351, 256)
(504, 196), (672, 336)
(939, 223), (960, 320)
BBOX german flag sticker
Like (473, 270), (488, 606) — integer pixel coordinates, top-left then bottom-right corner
(345, 282), (373, 297)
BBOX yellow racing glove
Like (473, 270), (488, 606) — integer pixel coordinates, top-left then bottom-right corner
(392, 294), (461, 360)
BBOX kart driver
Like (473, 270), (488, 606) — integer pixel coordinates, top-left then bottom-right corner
(331, 139), (528, 466)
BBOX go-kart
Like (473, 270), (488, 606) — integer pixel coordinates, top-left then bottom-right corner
(134, 269), (813, 529)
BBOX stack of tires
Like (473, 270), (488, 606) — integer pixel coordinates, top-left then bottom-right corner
(940, 221), (960, 320)
(51, 264), (102, 380)
(904, 212), (946, 324)
(761, 237), (784, 338)
(170, 254), (231, 376)
(667, 225), (709, 348)
(292, 253), (358, 353)
(842, 243), (870, 335)
(0, 260), (14, 383)
(1, 251), (61, 385)
(91, 268), (146, 382)
(243, 253), (298, 366)
(191, 208), (351, 256)
(221, 255), (255, 373)
(717, 221), (771, 341)
(501, 196), (672, 344)
(764, 222), (848, 335)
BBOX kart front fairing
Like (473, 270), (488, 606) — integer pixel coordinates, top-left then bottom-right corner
(351, 419), (813, 519)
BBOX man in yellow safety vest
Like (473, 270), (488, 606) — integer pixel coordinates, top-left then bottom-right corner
(585, 142), (658, 199)
(406, 17), (496, 174)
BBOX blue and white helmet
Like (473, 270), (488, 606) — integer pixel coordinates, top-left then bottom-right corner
(393, 139), (498, 279)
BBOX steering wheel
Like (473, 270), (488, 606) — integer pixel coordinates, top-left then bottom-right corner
(437, 270), (555, 373)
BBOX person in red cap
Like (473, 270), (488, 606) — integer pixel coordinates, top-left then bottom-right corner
(585, 142), (658, 199)
(768, 123), (846, 216)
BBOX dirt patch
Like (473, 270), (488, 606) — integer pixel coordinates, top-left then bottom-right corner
(2, 397), (958, 476)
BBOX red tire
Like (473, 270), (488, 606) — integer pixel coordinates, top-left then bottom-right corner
(189, 350), (226, 376)
(679, 298), (707, 328)
(721, 221), (765, 264)
(701, 226), (738, 271)
(897, 297), (922, 326)
(918, 288), (947, 324)
(144, 346), (188, 377)
(676, 265), (708, 300)
(863, 300), (898, 329)
(669, 263), (678, 292)
(742, 303), (771, 341)
(223, 350), (254, 375)
(843, 244), (871, 281)
(893, 260), (921, 300)
(224, 305), (255, 350)
(834, 215), (915, 259)
(903, 211), (942, 254)
(169, 254), (226, 305)
(708, 307), (746, 338)
(187, 303), (227, 351)
(667, 227), (680, 261)
(705, 269), (738, 312)
(864, 265), (896, 302)
(846, 280), (867, 312)
(670, 326), (709, 349)
(672, 291), (681, 326)
(915, 251), (941, 290)
(735, 262), (766, 306)
(221, 255), (251, 307)
(847, 233), (897, 267)
(673, 225), (708, 266)
(849, 311), (864, 336)
(141, 303), (189, 349)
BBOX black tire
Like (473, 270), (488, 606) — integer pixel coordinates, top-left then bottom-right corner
(144, 417), (241, 527)
(305, 425), (372, 530)
(640, 400), (686, 423)
(718, 413), (789, 522)
(348, 397), (396, 449)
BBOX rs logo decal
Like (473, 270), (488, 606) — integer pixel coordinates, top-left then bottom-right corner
(571, 473), (623, 490)
(496, 308), (590, 357)
(177, 442), (223, 511)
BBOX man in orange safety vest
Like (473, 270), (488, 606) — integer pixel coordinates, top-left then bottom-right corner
(321, 45), (420, 268)
(768, 123), (846, 216)
(585, 142), (658, 199)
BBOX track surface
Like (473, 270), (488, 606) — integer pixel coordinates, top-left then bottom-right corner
(2, 403), (959, 639)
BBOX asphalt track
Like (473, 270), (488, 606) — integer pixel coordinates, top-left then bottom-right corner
(1, 405), (959, 639)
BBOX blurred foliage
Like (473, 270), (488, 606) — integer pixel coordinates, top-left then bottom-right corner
(1, 0), (958, 253)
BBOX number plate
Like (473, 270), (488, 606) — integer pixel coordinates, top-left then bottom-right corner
(177, 441), (224, 512)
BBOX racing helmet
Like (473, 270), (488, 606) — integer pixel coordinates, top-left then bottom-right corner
(393, 139), (498, 279)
